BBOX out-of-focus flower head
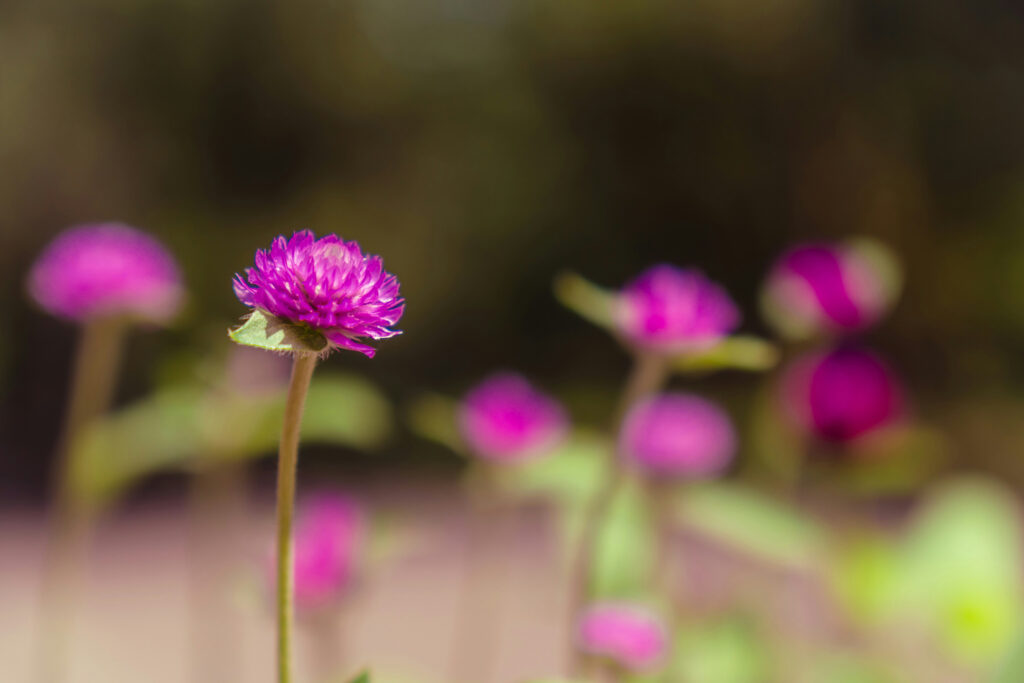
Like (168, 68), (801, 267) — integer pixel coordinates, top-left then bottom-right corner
(458, 373), (568, 463)
(761, 239), (900, 339)
(27, 223), (183, 323)
(233, 230), (404, 358)
(578, 603), (669, 672)
(615, 265), (740, 354)
(781, 346), (903, 444)
(619, 392), (736, 477)
(270, 494), (364, 612)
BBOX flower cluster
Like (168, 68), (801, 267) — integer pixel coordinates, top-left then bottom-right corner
(577, 603), (669, 672)
(233, 230), (404, 358)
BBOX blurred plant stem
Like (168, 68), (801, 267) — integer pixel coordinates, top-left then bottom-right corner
(449, 463), (508, 683)
(275, 354), (318, 683)
(567, 352), (669, 676)
(189, 461), (247, 683)
(36, 318), (126, 683)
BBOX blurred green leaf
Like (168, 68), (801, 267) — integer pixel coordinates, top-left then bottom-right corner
(827, 425), (949, 497)
(809, 653), (900, 683)
(346, 672), (370, 683)
(674, 482), (826, 571)
(499, 431), (611, 506)
(405, 393), (465, 455)
(69, 373), (392, 505)
(229, 309), (327, 354)
(895, 478), (1023, 669)
(991, 631), (1024, 683)
(829, 533), (901, 627)
(554, 271), (617, 330)
(660, 616), (769, 683)
(591, 476), (656, 598)
(671, 335), (779, 373)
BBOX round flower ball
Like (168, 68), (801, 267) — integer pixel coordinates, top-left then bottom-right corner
(270, 494), (364, 612)
(458, 373), (568, 463)
(615, 264), (740, 354)
(27, 223), (183, 323)
(761, 240), (899, 340)
(233, 230), (404, 358)
(781, 347), (903, 444)
(578, 603), (669, 672)
(619, 393), (736, 478)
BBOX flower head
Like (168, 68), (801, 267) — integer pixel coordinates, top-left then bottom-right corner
(458, 373), (568, 463)
(619, 393), (736, 477)
(233, 231), (404, 358)
(781, 347), (903, 444)
(616, 265), (740, 353)
(27, 223), (183, 323)
(270, 494), (363, 612)
(762, 241), (898, 339)
(578, 603), (669, 672)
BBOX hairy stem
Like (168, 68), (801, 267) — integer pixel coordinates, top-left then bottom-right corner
(567, 352), (669, 675)
(276, 353), (318, 683)
(36, 318), (126, 683)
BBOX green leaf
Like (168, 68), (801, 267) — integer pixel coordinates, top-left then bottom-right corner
(895, 478), (1023, 669)
(671, 335), (779, 374)
(666, 616), (770, 683)
(69, 373), (392, 505)
(591, 476), (657, 598)
(342, 672), (370, 683)
(229, 309), (328, 354)
(499, 431), (612, 506)
(405, 393), (465, 455)
(674, 482), (826, 571)
(554, 271), (617, 329)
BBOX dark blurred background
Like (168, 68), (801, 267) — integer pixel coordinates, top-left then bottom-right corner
(4, 0), (1024, 503)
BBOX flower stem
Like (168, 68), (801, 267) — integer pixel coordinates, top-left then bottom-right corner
(275, 353), (318, 683)
(567, 352), (669, 675)
(37, 318), (126, 683)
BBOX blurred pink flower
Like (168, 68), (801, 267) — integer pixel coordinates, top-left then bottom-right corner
(615, 265), (740, 353)
(458, 373), (568, 463)
(578, 603), (669, 671)
(781, 346), (903, 444)
(233, 230), (404, 358)
(270, 494), (363, 611)
(619, 393), (736, 477)
(27, 223), (183, 323)
(762, 242), (895, 339)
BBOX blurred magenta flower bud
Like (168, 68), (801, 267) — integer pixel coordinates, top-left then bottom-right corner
(271, 494), (364, 611)
(233, 230), (404, 358)
(615, 265), (740, 353)
(578, 603), (669, 672)
(761, 239), (900, 339)
(781, 347), (903, 444)
(619, 393), (736, 477)
(27, 223), (183, 323)
(458, 373), (568, 463)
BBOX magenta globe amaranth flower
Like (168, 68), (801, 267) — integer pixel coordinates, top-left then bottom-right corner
(619, 392), (736, 478)
(578, 603), (669, 672)
(762, 240), (899, 339)
(458, 373), (568, 462)
(233, 230), (404, 358)
(28, 222), (183, 323)
(615, 265), (740, 353)
(269, 495), (364, 612)
(781, 347), (903, 444)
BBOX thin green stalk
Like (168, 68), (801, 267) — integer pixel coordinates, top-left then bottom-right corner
(567, 352), (669, 675)
(275, 353), (318, 683)
(37, 318), (126, 683)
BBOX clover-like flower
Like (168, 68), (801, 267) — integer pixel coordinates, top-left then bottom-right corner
(762, 241), (899, 339)
(232, 230), (404, 358)
(28, 222), (183, 323)
(781, 346), (903, 444)
(458, 373), (568, 463)
(616, 265), (740, 353)
(268, 494), (364, 612)
(619, 392), (736, 477)
(578, 603), (669, 672)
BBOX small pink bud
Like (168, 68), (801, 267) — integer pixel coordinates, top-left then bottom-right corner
(578, 603), (669, 671)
